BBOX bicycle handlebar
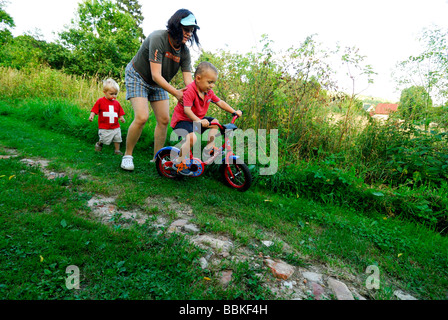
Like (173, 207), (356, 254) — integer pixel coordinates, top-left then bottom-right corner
(210, 112), (241, 128)
(231, 112), (240, 124)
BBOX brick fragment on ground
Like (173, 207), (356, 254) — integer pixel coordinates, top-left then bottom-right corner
(264, 258), (295, 280)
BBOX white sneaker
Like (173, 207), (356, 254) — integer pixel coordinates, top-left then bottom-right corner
(121, 155), (134, 171)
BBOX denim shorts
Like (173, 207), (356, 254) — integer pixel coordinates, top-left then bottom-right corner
(125, 63), (169, 101)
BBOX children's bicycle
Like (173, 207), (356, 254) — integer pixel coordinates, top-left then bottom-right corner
(155, 114), (252, 192)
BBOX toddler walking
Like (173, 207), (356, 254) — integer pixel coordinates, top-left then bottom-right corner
(89, 78), (126, 155)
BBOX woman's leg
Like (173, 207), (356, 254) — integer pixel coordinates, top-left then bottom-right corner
(125, 97), (149, 156)
(150, 99), (170, 160)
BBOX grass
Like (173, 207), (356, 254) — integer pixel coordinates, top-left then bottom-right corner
(1, 110), (447, 300)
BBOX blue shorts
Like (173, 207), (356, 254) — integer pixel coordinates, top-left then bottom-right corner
(125, 62), (169, 101)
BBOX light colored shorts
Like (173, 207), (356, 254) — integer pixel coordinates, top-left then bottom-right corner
(125, 62), (169, 101)
(98, 128), (122, 145)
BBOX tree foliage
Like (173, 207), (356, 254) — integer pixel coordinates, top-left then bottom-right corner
(398, 86), (433, 120)
(0, 34), (72, 70)
(58, 0), (142, 78)
(0, 0), (15, 45)
(0, 0), (144, 79)
(116, 0), (145, 42)
(394, 26), (448, 107)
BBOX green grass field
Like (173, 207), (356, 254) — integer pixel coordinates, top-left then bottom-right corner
(1, 108), (447, 300)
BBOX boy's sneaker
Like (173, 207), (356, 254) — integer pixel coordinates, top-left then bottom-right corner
(173, 161), (193, 176)
(121, 155), (134, 171)
(95, 142), (103, 152)
(203, 146), (220, 159)
(114, 150), (123, 156)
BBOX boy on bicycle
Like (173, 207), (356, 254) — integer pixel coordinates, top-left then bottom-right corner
(170, 61), (242, 175)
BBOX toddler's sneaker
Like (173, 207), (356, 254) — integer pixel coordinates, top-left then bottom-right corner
(95, 142), (103, 152)
(173, 161), (193, 176)
(121, 155), (134, 171)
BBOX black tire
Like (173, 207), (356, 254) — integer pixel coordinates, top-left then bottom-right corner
(220, 163), (252, 192)
(155, 149), (180, 179)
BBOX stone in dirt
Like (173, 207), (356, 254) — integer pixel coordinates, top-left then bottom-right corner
(199, 257), (208, 269)
(311, 282), (326, 300)
(394, 290), (418, 300)
(328, 277), (354, 300)
(0, 154), (18, 159)
(192, 235), (233, 255)
(302, 271), (323, 284)
(220, 270), (233, 287)
(264, 258), (295, 280)
(167, 219), (189, 233)
(262, 240), (274, 247)
(184, 224), (200, 233)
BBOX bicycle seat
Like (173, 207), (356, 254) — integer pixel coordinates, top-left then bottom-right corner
(222, 123), (238, 131)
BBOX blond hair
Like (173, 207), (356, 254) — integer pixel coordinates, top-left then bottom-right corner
(103, 78), (119, 92)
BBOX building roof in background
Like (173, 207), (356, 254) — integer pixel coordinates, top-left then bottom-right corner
(374, 103), (398, 115)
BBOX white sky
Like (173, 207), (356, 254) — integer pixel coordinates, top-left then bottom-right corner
(5, 0), (448, 101)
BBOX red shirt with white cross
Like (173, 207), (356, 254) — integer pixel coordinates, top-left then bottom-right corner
(91, 97), (125, 130)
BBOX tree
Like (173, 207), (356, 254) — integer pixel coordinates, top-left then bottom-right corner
(399, 86), (433, 121)
(116, 0), (145, 42)
(0, 0), (15, 45)
(58, 0), (142, 79)
(393, 26), (448, 127)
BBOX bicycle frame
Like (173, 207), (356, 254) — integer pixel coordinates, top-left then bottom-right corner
(155, 114), (241, 178)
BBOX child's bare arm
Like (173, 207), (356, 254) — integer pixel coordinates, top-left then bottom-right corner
(89, 112), (96, 122)
(184, 107), (209, 127)
(216, 101), (242, 117)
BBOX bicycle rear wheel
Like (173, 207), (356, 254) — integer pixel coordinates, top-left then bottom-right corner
(220, 163), (252, 192)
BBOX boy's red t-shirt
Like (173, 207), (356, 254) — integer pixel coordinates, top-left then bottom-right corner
(91, 97), (125, 130)
(171, 81), (220, 128)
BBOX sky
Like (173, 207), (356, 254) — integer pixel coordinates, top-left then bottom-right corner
(5, 0), (448, 101)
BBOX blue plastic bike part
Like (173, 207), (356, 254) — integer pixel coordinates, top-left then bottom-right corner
(155, 146), (180, 160)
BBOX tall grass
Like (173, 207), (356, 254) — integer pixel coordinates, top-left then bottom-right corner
(0, 66), (102, 106)
(0, 65), (156, 148)
(195, 43), (448, 234)
(1, 58), (447, 235)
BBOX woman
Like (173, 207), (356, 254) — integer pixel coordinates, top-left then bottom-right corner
(121, 9), (200, 171)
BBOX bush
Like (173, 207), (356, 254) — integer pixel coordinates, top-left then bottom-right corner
(256, 159), (448, 234)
